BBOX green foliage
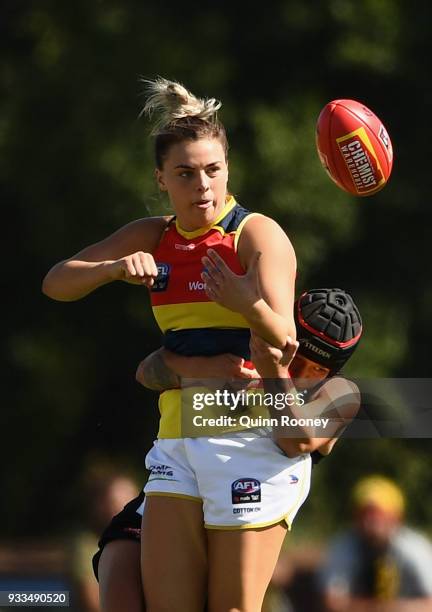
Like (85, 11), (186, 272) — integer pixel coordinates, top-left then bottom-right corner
(329, 0), (402, 72)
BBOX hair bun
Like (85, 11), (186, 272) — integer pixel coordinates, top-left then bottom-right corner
(140, 77), (221, 134)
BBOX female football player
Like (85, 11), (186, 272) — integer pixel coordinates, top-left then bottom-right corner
(43, 79), (358, 611)
(43, 77), (299, 611)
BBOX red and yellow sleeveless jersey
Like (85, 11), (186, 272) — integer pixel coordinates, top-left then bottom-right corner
(149, 196), (267, 438)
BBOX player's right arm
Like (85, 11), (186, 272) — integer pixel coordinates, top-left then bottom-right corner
(42, 217), (170, 301)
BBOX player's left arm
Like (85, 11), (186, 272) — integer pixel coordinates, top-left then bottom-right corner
(136, 348), (181, 391)
(273, 377), (361, 457)
(202, 215), (296, 348)
(250, 332), (360, 456)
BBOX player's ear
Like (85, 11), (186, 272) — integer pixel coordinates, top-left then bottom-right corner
(155, 169), (167, 191)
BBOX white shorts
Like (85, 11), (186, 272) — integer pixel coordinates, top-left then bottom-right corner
(141, 430), (311, 530)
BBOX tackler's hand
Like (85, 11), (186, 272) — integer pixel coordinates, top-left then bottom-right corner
(250, 332), (299, 379)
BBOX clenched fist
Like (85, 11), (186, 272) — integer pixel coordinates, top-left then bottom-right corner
(109, 251), (158, 288)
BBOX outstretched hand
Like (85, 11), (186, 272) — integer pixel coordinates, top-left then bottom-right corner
(201, 249), (262, 314)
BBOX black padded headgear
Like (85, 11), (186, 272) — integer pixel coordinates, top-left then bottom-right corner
(295, 288), (362, 375)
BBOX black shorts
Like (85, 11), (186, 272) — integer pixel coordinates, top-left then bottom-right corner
(92, 491), (144, 581)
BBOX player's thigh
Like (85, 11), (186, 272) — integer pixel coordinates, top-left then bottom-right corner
(207, 522), (288, 612)
(141, 495), (207, 612)
(98, 539), (144, 612)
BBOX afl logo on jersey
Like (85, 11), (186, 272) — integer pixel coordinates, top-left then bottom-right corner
(232, 478), (261, 504)
(151, 263), (170, 292)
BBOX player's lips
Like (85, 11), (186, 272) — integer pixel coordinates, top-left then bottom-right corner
(193, 199), (212, 209)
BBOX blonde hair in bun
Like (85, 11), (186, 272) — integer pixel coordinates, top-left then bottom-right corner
(140, 77), (228, 169)
(141, 77), (222, 134)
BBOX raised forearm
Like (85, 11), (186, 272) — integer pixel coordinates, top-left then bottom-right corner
(244, 300), (296, 349)
(42, 259), (116, 301)
(43, 219), (162, 302)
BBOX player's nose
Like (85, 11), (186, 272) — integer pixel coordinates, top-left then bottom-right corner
(196, 171), (210, 192)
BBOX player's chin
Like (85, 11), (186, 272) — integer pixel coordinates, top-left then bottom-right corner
(193, 203), (219, 226)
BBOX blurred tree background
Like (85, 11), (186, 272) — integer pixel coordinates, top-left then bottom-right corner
(1, 0), (431, 541)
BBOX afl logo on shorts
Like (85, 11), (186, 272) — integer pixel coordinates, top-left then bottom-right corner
(151, 263), (170, 292)
(231, 478), (261, 504)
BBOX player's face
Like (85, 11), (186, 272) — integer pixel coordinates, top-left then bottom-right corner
(155, 138), (229, 231)
(289, 354), (331, 389)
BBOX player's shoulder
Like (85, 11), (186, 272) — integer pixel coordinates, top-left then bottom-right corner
(238, 212), (294, 258)
(126, 215), (173, 233)
(314, 376), (361, 417)
(240, 212), (284, 235)
(116, 215), (173, 243)
(103, 215), (173, 256)
(321, 376), (360, 398)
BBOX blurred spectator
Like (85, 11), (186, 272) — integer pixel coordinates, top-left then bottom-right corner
(318, 475), (432, 611)
(68, 466), (138, 611)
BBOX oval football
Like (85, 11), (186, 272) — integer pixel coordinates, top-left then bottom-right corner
(316, 99), (393, 197)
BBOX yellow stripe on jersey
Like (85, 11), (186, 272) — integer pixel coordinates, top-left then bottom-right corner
(153, 301), (250, 333)
(174, 196), (237, 239)
(154, 391), (178, 438)
(234, 212), (263, 252)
